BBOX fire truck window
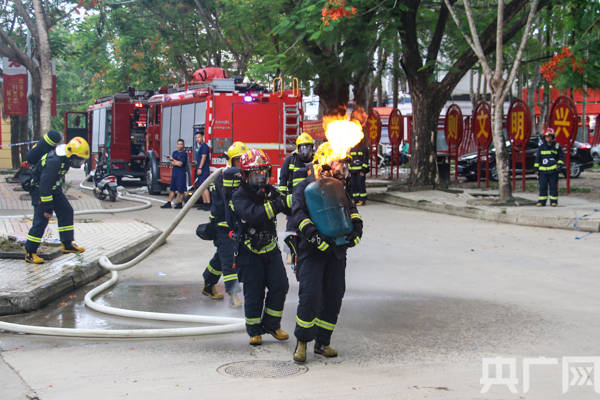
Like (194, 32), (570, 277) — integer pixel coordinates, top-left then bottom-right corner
(155, 105), (161, 124)
(105, 108), (112, 146)
(148, 107), (154, 126)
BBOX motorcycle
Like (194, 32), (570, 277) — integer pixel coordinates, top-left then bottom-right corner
(93, 157), (118, 202)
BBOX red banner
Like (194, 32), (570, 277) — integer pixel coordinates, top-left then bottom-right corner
(444, 104), (463, 145)
(2, 58), (28, 116)
(473, 102), (492, 148)
(549, 96), (578, 147)
(388, 108), (403, 146)
(507, 99), (532, 148)
(366, 109), (382, 146)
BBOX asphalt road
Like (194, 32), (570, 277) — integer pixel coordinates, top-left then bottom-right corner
(1, 176), (599, 399)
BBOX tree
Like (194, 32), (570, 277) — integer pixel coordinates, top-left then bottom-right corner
(443, 0), (541, 202)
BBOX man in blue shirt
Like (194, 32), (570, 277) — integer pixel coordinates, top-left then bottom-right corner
(161, 139), (188, 209)
(195, 130), (211, 210)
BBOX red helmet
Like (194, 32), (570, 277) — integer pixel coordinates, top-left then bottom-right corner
(543, 127), (556, 138)
(240, 149), (272, 187)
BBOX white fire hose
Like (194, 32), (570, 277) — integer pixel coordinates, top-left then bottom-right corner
(0, 168), (246, 337)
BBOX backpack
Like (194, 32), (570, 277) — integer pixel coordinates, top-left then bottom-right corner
(19, 165), (37, 193)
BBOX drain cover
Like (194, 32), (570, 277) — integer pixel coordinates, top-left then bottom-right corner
(217, 360), (308, 378)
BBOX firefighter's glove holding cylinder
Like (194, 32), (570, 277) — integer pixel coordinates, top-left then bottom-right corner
(346, 220), (363, 248)
(303, 225), (331, 253)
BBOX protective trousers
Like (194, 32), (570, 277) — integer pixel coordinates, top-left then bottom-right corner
(294, 249), (346, 346)
(202, 227), (240, 294)
(25, 190), (74, 253)
(538, 171), (558, 205)
(350, 172), (367, 203)
(237, 246), (289, 337)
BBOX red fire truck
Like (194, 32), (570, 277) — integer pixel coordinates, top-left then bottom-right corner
(84, 88), (152, 182)
(144, 74), (303, 194)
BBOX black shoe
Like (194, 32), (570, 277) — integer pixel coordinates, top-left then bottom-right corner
(160, 202), (172, 209)
(174, 203), (183, 209)
(201, 203), (211, 211)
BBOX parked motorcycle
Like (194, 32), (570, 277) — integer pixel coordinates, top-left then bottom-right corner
(93, 157), (118, 202)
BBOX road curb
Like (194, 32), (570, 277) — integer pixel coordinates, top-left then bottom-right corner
(0, 230), (162, 316)
(370, 192), (600, 233)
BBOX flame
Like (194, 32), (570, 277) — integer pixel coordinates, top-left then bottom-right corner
(321, 115), (364, 161)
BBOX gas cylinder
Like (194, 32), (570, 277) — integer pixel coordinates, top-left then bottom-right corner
(26, 130), (62, 165)
(304, 177), (353, 245)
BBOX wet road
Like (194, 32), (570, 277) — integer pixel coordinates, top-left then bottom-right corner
(2, 175), (600, 399)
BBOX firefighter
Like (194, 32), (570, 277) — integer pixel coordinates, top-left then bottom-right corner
(349, 139), (369, 205)
(292, 142), (363, 363)
(201, 141), (248, 307)
(279, 133), (315, 262)
(231, 149), (291, 345)
(534, 128), (564, 207)
(25, 137), (90, 264)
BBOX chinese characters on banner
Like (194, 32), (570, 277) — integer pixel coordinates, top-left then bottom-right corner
(2, 58), (28, 116)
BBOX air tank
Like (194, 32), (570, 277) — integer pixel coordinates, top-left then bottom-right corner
(304, 177), (353, 245)
(25, 130), (62, 165)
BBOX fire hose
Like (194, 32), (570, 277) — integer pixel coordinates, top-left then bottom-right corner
(0, 168), (246, 337)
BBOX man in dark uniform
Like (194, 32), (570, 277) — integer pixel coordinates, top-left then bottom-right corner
(534, 128), (564, 207)
(194, 129), (211, 210)
(349, 139), (369, 205)
(161, 139), (188, 209)
(292, 141), (363, 363)
(25, 137), (90, 264)
(201, 141), (248, 307)
(231, 148), (291, 346)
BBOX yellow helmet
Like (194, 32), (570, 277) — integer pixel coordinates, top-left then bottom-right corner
(226, 141), (249, 166)
(65, 137), (90, 159)
(296, 133), (314, 147)
(313, 141), (334, 166)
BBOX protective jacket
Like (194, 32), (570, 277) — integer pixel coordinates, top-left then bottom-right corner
(534, 142), (564, 172)
(278, 153), (307, 194)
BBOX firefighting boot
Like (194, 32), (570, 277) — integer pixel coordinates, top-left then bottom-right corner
(62, 242), (85, 254)
(229, 292), (244, 308)
(550, 201), (558, 207)
(293, 341), (307, 363)
(202, 285), (224, 300)
(264, 328), (289, 341)
(25, 252), (45, 264)
(249, 335), (262, 346)
(314, 342), (338, 358)
(536, 201), (546, 207)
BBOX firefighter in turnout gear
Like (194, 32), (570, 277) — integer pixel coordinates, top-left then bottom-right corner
(534, 128), (564, 207)
(349, 140), (369, 205)
(279, 133), (314, 263)
(231, 149), (292, 345)
(201, 142), (248, 307)
(292, 142), (363, 363)
(25, 137), (90, 264)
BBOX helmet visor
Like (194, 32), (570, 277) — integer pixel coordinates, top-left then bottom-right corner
(297, 144), (314, 163)
(69, 156), (85, 168)
(246, 167), (270, 189)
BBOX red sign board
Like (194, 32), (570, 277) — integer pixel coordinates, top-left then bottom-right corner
(388, 108), (403, 146)
(473, 101), (492, 148)
(366, 109), (382, 146)
(507, 99), (532, 147)
(444, 104), (463, 145)
(2, 58), (28, 116)
(549, 96), (578, 146)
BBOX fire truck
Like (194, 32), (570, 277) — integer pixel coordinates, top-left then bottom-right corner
(84, 88), (152, 182)
(144, 72), (303, 194)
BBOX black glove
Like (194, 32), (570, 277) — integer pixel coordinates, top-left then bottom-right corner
(305, 227), (331, 252)
(346, 220), (363, 248)
(41, 201), (54, 215)
(264, 184), (281, 201)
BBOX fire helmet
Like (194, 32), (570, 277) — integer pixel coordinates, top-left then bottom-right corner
(313, 142), (348, 180)
(240, 148), (272, 189)
(543, 128), (556, 138)
(65, 137), (90, 168)
(296, 133), (314, 147)
(226, 141), (249, 166)
(296, 133), (315, 163)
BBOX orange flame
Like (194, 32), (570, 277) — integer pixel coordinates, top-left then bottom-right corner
(322, 115), (364, 161)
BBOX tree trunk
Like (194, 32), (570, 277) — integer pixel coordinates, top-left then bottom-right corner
(33, 0), (52, 138)
(30, 71), (42, 140)
(10, 116), (28, 168)
(392, 37), (400, 109)
(409, 88), (442, 186)
(491, 92), (512, 201)
(315, 78), (349, 116)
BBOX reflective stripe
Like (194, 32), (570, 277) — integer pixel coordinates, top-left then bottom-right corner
(359, 193), (367, 198)
(362, 163), (368, 168)
(292, 178), (304, 186)
(533, 163), (539, 167)
(549, 196), (558, 200)
(317, 241), (329, 252)
(296, 316), (315, 328)
(289, 164), (298, 170)
(278, 186), (288, 193)
(349, 166), (362, 171)
(265, 307), (283, 318)
(229, 200), (235, 211)
(43, 133), (57, 146)
(353, 236), (361, 245)
(245, 317), (261, 325)
(558, 160), (564, 165)
(540, 150), (558, 155)
(264, 201), (275, 219)
(350, 213), (361, 220)
(217, 221), (229, 228)
(223, 179), (240, 187)
(315, 318), (336, 331)
(26, 235), (42, 243)
(538, 196), (548, 200)
(244, 239), (277, 254)
(286, 194), (292, 208)
(40, 195), (53, 202)
(58, 225), (74, 232)
(299, 218), (312, 231)
(209, 214), (215, 220)
(206, 263), (222, 276)
(223, 273), (238, 282)
(41, 154), (48, 166)
(539, 165), (558, 171)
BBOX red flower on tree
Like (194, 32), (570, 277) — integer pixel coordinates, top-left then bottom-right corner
(540, 46), (584, 83)
(321, 0), (357, 26)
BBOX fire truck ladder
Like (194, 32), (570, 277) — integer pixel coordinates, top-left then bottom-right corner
(283, 103), (300, 156)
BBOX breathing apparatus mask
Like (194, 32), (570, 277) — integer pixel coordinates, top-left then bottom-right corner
(69, 155), (86, 168)
(297, 144), (314, 163)
(320, 160), (349, 180)
(246, 166), (270, 190)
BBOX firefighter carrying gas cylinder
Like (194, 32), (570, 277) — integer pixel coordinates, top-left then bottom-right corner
(25, 137), (90, 264)
(292, 142), (363, 363)
(279, 133), (315, 263)
(201, 141), (248, 307)
(534, 128), (564, 207)
(349, 139), (369, 205)
(230, 149), (292, 345)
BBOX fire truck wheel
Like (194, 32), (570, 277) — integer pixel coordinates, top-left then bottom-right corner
(146, 165), (162, 195)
